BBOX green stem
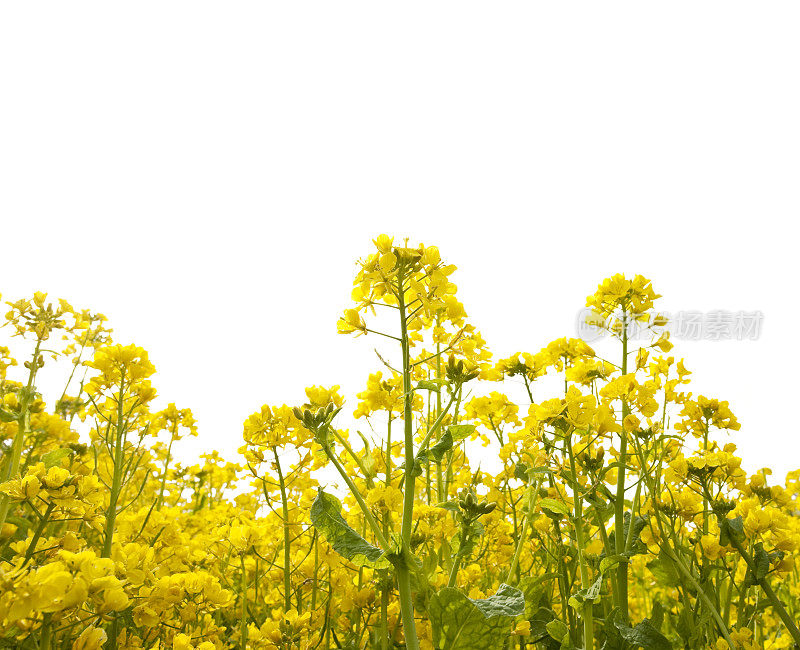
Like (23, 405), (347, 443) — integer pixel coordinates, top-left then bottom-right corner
(615, 319), (629, 621)
(448, 527), (471, 588)
(650, 487), (734, 648)
(39, 613), (52, 650)
(102, 375), (127, 558)
(330, 426), (372, 481)
(24, 502), (55, 561)
(397, 269), (420, 650)
(156, 429), (176, 510)
(0, 339), (42, 529)
(506, 480), (541, 584)
(566, 433), (593, 650)
(728, 533), (800, 645)
(240, 555), (248, 649)
(385, 416), (393, 487)
(273, 447), (293, 613)
(396, 567), (418, 650)
(436, 319), (444, 503)
(323, 439), (390, 550)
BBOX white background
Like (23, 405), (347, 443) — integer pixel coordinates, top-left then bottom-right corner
(1, 3), (798, 478)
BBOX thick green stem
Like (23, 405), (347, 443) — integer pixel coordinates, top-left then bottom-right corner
(396, 269), (420, 650)
(566, 434), (594, 650)
(506, 479), (541, 584)
(273, 447), (293, 613)
(240, 555), (248, 649)
(39, 613), (52, 650)
(615, 320), (629, 621)
(0, 339), (42, 529)
(24, 502), (55, 562)
(448, 527), (471, 588)
(385, 416), (393, 487)
(156, 430), (175, 510)
(396, 566), (418, 650)
(380, 573), (390, 650)
(102, 376), (127, 558)
(324, 443), (390, 550)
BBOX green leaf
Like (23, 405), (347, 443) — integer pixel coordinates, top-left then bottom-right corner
(650, 601), (665, 632)
(422, 551), (439, 577)
(310, 489), (390, 569)
(569, 574), (603, 610)
(436, 500), (461, 512)
(528, 606), (556, 638)
(615, 619), (672, 650)
(446, 424), (475, 442)
(599, 554), (628, 575)
(545, 619), (569, 644)
(356, 431), (376, 477)
(752, 542), (770, 581)
(429, 584), (524, 650)
(42, 448), (73, 468)
(539, 498), (570, 517)
(585, 574), (603, 600)
(417, 380), (442, 392)
(518, 574), (557, 620)
(609, 512), (647, 557)
(0, 408), (18, 423)
(413, 433), (455, 476)
(585, 492), (615, 523)
(419, 431), (455, 465)
(647, 549), (681, 588)
(674, 607), (694, 644)
(720, 516), (745, 547)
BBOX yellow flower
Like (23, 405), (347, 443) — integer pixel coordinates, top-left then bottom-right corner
(173, 633), (193, 650)
(512, 620), (531, 636)
(72, 626), (107, 650)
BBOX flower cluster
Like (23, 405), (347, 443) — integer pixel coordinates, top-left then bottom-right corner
(0, 246), (796, 650)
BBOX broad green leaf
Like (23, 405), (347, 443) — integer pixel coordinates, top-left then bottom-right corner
(418, 431), (455, 465)
(585, 492), (615, 523)
(650, 601), (665, 631)
(599, 554), (628, 575)
(545, 619), (569, 644)
(720, 516), (745, 546)
(646, 549), (681, 588)
(528, 606), (556, 638)
(515, 463), (551, 485)
(42, 448), (73, 468)
(752, 542), (770, 581)
(429, 583), (524, 650)
(539, 498), (570, 517)
(446, 424), (475, 441)
(435, 500), (460, 512)
(569, 574), (603, 610)
(518, 574), (557, 620)
(609, 512), (647, 557)
(585, 574), (603, 600)
(310, 490), (390, 569)
(615, 619), (672, 650)
(417, 380), (442, 392)
(0, 408), (18, 423)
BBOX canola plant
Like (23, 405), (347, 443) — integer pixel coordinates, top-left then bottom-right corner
(1, 236), (798, 650)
